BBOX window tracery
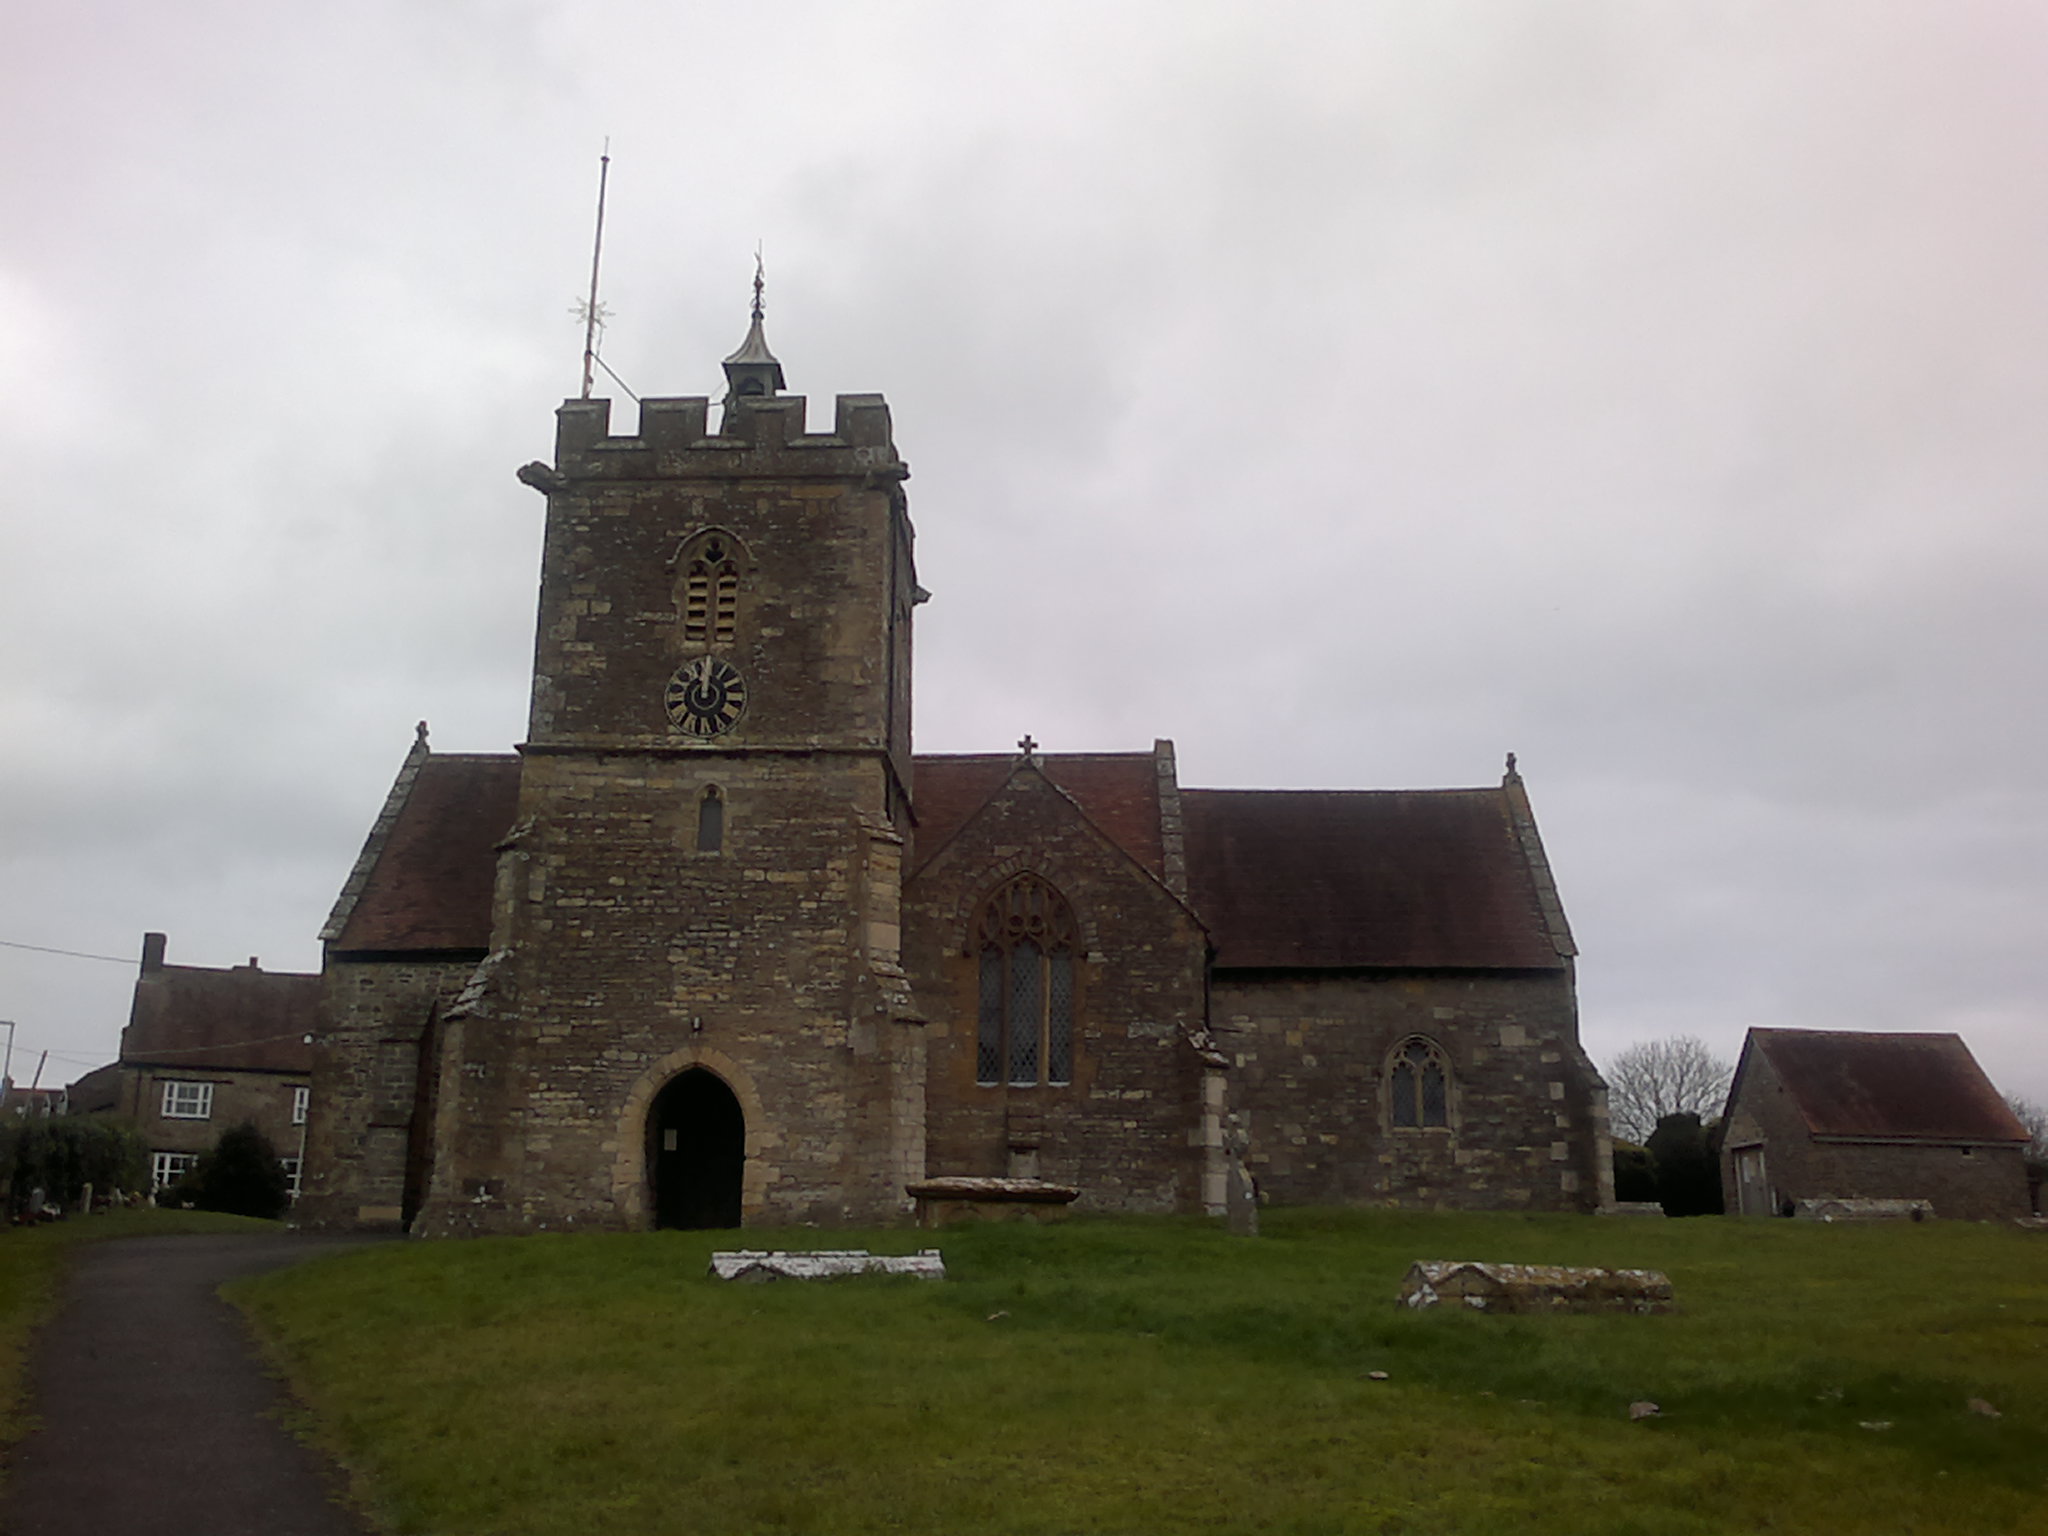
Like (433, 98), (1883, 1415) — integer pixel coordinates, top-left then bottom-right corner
(677, 532), (741, 648)
(975, 874), (1076, 1088)
(1388, 1036), (1451, 1129)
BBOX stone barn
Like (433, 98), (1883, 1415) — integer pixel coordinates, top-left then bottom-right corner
(1720, 1028), (2030, 1220)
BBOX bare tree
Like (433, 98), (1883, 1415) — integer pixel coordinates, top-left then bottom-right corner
(1604, 1036), (1734, 1145)
(2007, 1095), (2048, 1165)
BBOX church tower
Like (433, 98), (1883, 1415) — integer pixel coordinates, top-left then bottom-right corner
(413, 295), (925, 1234)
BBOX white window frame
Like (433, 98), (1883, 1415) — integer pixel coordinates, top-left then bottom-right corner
(160, 1081), (213, 1120)
(279, 1156), (302, 1200)
(291, 1085), (309, 1125)
(150, 1151), (197, 1191)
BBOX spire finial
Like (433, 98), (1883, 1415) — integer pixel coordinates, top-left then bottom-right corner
(1018, 733), (1039, 760)
(1504, 751), (1518, 779)
(721, 252), (786, 418)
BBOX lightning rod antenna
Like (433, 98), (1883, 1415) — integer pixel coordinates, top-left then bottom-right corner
(580, 140), (612, 400)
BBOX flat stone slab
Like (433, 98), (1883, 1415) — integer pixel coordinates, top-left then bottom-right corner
(1795, 1197), (1934, 1222)
(708, 1249), (945, 1282)
(1397, 1260), (1675, 1314)
(907, 1176), (1081, 1227)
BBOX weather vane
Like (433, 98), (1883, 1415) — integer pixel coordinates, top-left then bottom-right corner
(751, 242), (765, 322)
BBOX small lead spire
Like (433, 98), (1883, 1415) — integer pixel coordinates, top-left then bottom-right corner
(721, 249), (785, 423)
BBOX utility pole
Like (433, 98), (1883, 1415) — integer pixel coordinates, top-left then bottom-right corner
(0, 1020), (15, 1108)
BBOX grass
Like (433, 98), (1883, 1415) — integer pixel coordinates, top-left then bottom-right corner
(229, 1209), (2048, 1535)
(0, 1206), (280, 1447)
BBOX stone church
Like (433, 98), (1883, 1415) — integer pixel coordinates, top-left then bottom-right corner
(298, 303), (1613, 1235)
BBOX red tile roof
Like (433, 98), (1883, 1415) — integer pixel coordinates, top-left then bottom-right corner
(1181, 788), (1565, 970)
(912, 753), (1165, 879)
(1748, 1029), (2029, 1143)
(332, 754), (521, 953)
(123, 962), (319, 1074)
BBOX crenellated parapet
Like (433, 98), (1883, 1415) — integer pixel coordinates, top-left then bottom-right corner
(550, 394), (905, 483)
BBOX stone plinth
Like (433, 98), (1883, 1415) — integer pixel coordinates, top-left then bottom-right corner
(1397, 1260), (1674, 1314)
(907, 1176), (1081, 1227)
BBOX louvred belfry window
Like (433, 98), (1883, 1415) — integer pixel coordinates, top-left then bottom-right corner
(681, 536), (740, 648)
(1389, 1037), (1451, 1129)
(975, 875), (1077, 1088)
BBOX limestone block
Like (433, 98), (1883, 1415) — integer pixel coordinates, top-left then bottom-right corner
(1396, 1260), (1674, 1314)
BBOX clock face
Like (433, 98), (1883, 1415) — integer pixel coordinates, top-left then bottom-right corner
(664, 656), (748, 737)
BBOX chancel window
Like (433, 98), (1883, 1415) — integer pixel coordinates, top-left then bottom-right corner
(680, 534), (741, 648)
(975, 875), (1077, 1088)
(1389, 1037), (1451, 1129)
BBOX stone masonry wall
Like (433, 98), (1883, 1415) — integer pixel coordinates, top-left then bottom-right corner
(1213, 969), (1607, 1212)
(126, 1065), (308, 1170)
(408, 389), (923, 1236)
(297, 956), (477, 1229)
(1721, 1055), (2029, 1220)
(905, 768), (1211, 1213)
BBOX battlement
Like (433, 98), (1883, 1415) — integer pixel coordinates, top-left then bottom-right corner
(551, 393), (903, 482)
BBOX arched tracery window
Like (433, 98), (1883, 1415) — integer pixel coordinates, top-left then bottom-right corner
(975, 875), (1076, 1088)
(1389, 1037), (1451, 1129)
(678, 533), (741, 648)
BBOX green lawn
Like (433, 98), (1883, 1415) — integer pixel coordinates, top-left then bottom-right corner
(231, 1209), (2048, 1535)
(0, 1206), (280, 1447)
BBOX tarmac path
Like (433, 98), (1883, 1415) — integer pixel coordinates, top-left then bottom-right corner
(2, 1232), (394, 1536)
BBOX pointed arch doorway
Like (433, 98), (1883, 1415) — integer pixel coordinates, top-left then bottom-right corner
(648, 1068), (745, 1229)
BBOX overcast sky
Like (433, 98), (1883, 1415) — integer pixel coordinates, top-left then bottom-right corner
(4, 1), (2045, 1111)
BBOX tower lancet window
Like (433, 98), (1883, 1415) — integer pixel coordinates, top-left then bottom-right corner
(696, 786), (724, 853)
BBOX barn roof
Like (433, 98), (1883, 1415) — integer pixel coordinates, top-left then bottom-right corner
(913, 753), (1167, 881)
(122, 958), (318, 1074)
(1744, 1028), (2029, 1143)
(1181, 787), (1569, 970)
(328, 752), (521, 954)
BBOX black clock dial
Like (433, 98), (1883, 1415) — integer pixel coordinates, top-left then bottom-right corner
(664, 656), (747, 737)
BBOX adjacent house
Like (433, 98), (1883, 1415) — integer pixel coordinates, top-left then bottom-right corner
(68, 933), (317, 1194)
(1719, 1028), (2030, 1220)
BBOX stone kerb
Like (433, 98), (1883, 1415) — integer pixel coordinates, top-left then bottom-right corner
(1397, 1260), (1674, 1315)
(1794, 1197), (1935, 1223)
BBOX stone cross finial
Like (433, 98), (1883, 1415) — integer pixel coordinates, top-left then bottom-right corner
(416, 720), (430, 748)
(1018, 734), (1038, 759)
(1504, 751), (1517, 776)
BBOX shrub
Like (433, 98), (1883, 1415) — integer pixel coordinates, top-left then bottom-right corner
(1645, 1111), (1724, 1216)
(1610, 1141), (1657, 1203)
(0, 1116), (149, 1217)
(165, 1122), (291, 1221)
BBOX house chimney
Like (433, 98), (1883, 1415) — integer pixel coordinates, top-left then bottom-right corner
(141, 932), (166, 974)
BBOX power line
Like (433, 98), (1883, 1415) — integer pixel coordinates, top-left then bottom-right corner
(0, 938), (134, 966)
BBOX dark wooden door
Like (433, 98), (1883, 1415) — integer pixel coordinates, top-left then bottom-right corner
(649, 1069), (745, 1229)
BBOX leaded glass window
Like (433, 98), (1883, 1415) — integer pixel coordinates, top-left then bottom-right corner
(1389, 1038), (1451, 1129)
(974, 875), (1078, 1088)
